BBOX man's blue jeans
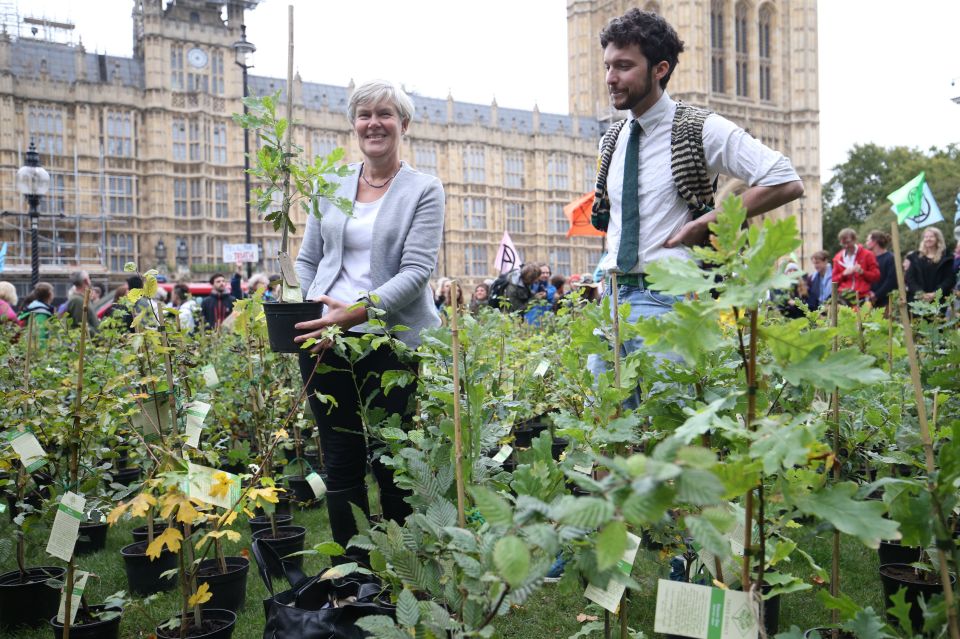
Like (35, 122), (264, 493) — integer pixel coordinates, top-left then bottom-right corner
(586, 284), (682, 410)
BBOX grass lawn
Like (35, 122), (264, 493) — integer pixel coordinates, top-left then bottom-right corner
(2, 506), (884, 639)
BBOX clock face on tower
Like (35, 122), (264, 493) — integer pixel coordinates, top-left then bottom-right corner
(187, 47), (208, 68)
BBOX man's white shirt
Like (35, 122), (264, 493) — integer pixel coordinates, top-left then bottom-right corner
(597, 91), (801, 274)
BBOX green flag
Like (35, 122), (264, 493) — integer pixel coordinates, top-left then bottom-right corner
(887, 172), (926, 223)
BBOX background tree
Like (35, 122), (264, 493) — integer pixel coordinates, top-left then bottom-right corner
(821, 143), (960, 254)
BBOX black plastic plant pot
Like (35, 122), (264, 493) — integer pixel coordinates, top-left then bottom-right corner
(512, 418), (549, 448)
(155, 608), (237, 639)
(0, 566), (65, 630)
(263, 301), (323, 353)
(196, 557), (250, 613)
(551, 437), (569, 461)
(879, 563), (955, 632)
(285, 475), (324, 507)
(120, 541), (177, 596)
(110, 466), (142, 487)
(75, 521), (110, 555)
(49, 605), (123, 639)
(804, 629), (856, 638)
(248, 513), (293, 536)
(251, 525), (306, 577)
(877, 540), (922, 567)
(131, 521), (170, 543)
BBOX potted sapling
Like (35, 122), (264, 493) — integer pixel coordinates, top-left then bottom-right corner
(233, 91), (353, 352)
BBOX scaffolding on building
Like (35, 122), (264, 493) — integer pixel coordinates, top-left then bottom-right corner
(1, 142), (126, 281)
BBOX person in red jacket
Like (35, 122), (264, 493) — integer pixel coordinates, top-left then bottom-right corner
(832, 228), (880, 304)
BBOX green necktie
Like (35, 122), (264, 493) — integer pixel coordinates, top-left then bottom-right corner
(617, 119), (641, 273)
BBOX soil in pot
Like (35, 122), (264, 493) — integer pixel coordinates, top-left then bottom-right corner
(196, 557), (249, 612)
(0, 566), (66, 630)
(879, 563), (954, 632)
(75, 520), (110, 555)
(49, 604), (122, 639)
(248, 513), (293, 536)
(156, 608), (236, 639)
(251, 526), (306, 577)
(120, 541), (177, 596)
(263, 301), (324, 353)
(877, 540), (922, 567)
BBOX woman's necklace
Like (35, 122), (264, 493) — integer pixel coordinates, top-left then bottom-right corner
(360, 163), (400, 189)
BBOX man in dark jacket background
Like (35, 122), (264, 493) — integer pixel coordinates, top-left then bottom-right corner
(201, 273), (236, 328)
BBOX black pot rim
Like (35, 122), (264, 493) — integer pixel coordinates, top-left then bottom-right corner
(155, 608), (237, 639)
(196, 556), (250, 576)
(251, 524), (306, 541)
(0, 566), (65, 586)
(879, 562), (955, 584)
(49, 604), (123, 630)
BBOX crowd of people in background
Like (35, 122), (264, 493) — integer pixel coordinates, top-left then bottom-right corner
(433, 261), (603, 325)
(0, 260), (282, 336)
(2, 229), (959, 338)
(776, 227), (960, 317)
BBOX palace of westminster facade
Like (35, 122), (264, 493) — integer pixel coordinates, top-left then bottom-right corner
(0, 0), (820, 289)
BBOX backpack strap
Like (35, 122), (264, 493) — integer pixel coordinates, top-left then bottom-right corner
(590, 119), (627, 232)
(671, 102), (716, 218)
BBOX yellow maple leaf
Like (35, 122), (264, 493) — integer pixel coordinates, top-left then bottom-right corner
(145, 526), (183, 560)
(106, 501), (130, 525)
(217, 510), (238, 528)
(187, 582), (212, 607)
(248, 486), (279, 506)
(129, 492), (158, 518)
(209, 472), (233, 500)
(273, 428), (288, 441)
(176, 498), (202, 525)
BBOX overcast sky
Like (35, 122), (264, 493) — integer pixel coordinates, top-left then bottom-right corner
(19, 0), (960, 181)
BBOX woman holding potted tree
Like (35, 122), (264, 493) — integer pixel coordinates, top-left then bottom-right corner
(293, 80), (444, 560)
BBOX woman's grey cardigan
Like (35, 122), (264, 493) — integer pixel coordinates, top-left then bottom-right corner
(294, 162), (445, 348)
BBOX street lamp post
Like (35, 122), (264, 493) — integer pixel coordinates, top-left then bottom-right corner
(233, 24), (256, 280)
(155, 239), (167, 270)
(16, 141), (51, 289)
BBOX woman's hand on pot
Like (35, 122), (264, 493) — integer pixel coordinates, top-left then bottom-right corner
(294, 295), (367, 352)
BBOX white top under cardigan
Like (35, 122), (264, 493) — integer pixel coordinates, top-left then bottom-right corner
(597, 91), (801, 274)
(324, 198), (381, 330)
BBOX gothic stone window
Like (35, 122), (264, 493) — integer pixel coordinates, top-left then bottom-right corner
(759, 5), (773, 101)
(27, 105), (65, 155)
(710, 0), (726, 94)
(463, 145), (485, 184)
(735, 2), (749, 97)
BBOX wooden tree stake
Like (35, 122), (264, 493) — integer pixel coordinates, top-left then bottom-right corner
(829, 283), (841, 636)
(450, 281), (466, 527)
(63, 289), (91, 639)
(890, 221), (960, 639)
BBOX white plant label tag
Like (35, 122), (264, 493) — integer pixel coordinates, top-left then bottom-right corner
(277, 251), (300, 287)
(7, 427), (47, 472)
(492, 445), (513, 463)
(201, 365), (220, 388)
(183, 401), (212, 448)
(306, 472), (327, 499)
(46, 491), (86, 561)
(56, 570), (89, 624)
(584, 532), (641, 613)
(185, 463), (240, 510)
(533, 360), (550, 377)
(653, 579), (758, 639)
(573, 464), (593, 475)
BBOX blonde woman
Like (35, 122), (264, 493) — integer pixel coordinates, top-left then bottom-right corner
(905, 227), (956, 304)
